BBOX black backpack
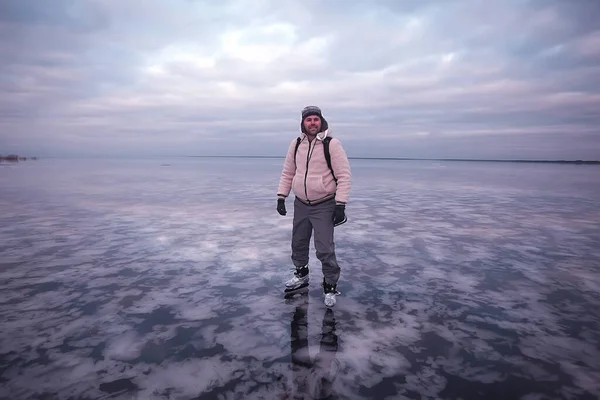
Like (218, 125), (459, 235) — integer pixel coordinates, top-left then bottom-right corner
(293, 136), (337, 183)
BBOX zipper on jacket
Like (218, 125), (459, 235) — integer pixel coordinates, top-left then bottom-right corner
(304, 139), (314, 203)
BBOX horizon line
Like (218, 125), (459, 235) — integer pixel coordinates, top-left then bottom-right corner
(184, 155), (600, 164)
(2, 155), (599, 164)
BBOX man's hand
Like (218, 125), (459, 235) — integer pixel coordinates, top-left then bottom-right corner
(277, 198), (287, 216)
(333, 204), (346, 226)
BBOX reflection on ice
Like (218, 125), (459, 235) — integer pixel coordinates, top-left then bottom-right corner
(283, 295), (340, 399)
(0, 158), (599, 399)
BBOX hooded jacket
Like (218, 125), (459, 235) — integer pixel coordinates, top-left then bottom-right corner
(277, 128), (351, 205)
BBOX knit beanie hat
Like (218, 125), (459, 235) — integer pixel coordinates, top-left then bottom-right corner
(301, 106), (329, 133)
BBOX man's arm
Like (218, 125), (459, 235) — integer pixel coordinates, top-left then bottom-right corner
(330, 138), (351, 204)
(277, 139), (298, 198)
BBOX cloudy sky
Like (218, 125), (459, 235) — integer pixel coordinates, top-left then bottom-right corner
(1, 0), (599, 159)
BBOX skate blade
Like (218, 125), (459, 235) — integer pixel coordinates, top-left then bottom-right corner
(284, 284), (309, 298)
(284, 291), (308, 301)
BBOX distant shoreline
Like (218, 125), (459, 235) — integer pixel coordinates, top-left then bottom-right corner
(186, 156), (600, 165)
(2, 155), (598, 165)
(0, 155), (38, 162)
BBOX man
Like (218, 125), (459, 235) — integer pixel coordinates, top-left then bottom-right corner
(276, 106), (352, 307)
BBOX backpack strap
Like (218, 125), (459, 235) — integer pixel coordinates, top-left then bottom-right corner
(323, 137), (337, 184)
(293, 137), (302, 167)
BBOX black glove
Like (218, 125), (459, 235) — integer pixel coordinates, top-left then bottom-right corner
(277, 198), (286, 216)
(333, 204), (346, 226)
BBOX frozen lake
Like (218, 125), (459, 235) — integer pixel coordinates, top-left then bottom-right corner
(1, 157), (599, 399)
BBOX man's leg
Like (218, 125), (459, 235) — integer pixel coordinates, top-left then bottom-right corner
(310, 199), (340, 286)
(291, 198), (312, 268)
(285, 198), (313, 293)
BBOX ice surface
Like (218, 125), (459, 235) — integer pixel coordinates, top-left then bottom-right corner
(1, 157), (599, 399)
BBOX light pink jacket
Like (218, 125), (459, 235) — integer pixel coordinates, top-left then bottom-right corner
(277, 130), (351, 205)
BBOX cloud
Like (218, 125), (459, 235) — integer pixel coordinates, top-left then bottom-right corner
(0, 0), (599, 158)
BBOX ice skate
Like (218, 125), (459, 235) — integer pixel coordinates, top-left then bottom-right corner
(322, 279), (341, 308)
(283, 265), (309, 298)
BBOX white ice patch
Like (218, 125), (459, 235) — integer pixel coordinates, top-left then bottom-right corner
(135, 356), (250, 399)
(176, 303), (217, 322)
(104, 331), (146, 361)
(336, 323), (416, 388)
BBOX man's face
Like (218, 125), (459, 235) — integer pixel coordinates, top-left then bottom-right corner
(303, 115), (321, 135)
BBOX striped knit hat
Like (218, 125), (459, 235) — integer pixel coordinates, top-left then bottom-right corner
(301, 106), (329, 133)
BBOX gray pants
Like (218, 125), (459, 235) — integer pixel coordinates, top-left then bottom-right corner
(292, 197), (340, 285)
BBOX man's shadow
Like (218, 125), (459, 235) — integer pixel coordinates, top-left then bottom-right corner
(284, 294), (340, 399)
